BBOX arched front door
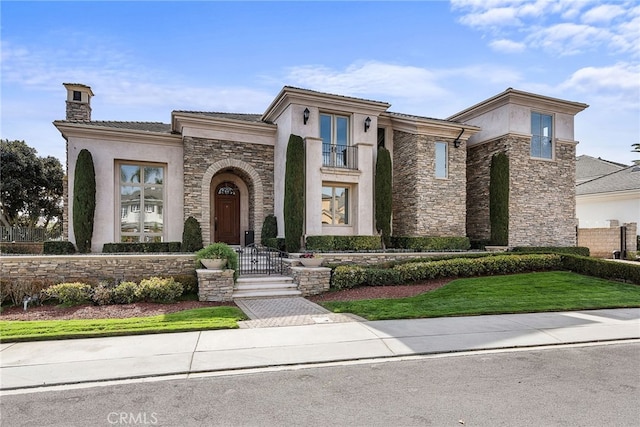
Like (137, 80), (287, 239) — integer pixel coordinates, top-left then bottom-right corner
(214, 182), (240, 245)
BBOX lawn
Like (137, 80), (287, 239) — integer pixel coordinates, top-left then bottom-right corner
(320, 271), (640, 320)
(0, 306), (246, 342)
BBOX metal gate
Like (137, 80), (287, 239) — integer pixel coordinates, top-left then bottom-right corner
(236, 245), (287, 276)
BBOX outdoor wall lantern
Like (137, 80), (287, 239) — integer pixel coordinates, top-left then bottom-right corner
(303, 108), (310, 125)
(364, 116), (371, 132)
(453, 129), (464, 148)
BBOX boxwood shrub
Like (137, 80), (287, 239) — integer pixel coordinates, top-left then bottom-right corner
(512, 246), (590, 257)
(306, 235), (382, 252)
(560, 254), (640, 284)
(390, 236), (471, 251)
(44, 282), (92, 305)
(43, 241), (76, 254)
(103, 242), (182, 253)
(135, 277), (183, 303)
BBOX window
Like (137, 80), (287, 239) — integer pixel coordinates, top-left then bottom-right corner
(531, 112), (553, 159)
(321, 113), (354, 168)
(119, 163), (164, 242)
(73, 91), (82, 101)
(321, 186), (349, 225)
(435, 142), (448, 178)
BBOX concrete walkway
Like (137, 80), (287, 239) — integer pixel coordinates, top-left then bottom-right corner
(1, 308), (638, 391)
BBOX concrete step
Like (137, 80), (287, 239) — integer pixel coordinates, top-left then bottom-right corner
(233, 275), (300, 299)
(233, 289), (302, 299)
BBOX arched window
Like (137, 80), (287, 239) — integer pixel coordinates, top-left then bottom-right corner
(217, 182), (238, 196)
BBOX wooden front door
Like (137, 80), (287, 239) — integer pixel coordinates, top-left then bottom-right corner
(214, 182), (240, 245)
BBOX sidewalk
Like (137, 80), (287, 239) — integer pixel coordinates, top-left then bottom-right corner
(1, 308), (639, 391)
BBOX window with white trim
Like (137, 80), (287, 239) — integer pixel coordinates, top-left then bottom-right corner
(435, 141), (448, 178)
(531, 112), (553, 159)
(119, 163), (165, 242)
(321, 185), (350, 225)
(321, 113), (352, 168)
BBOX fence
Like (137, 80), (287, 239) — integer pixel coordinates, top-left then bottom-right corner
(236, 245), (287, 275)
(0, 226), (60, 242)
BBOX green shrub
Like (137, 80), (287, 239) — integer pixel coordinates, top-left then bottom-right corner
(112, 281), (139, 304)
(365, 268), (402, 286)
(91, 282), (114, 306)
(135, 277), (183, 303)
(171, 274), (198, 295)
(490, 152), (509, 246)
(263, 237), (286, 251)
(44, 282), (92, 305)
(375, 146), (393, 248)
(512, 246), (590, 257)
(261, 214), (278, 242)
(181, 216), (203, 252)
(306, 235), (382, 252)
(560, 254), (640, 284)
(1, 279), (54, 306)
(43, 241), (76, 254)
(102, 242), (182, 253)
(284, 134), (305, 252)
(390, 236), (471, 251)
(331, 265), (367, 290)
(73, 149), (96, 253)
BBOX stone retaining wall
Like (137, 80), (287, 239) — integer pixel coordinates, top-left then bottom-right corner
(196, 269), (235, 301)
(0, 254), (196, 286)
(578, 222), (637, 258)
(290, 266), (331, 296)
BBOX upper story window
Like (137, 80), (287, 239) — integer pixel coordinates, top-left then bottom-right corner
(435, 141), (448, 178)
(321, 113), (356, 168)
(73, 91), (82, 101)
(119, 163), (165, 243)
(321, 185), (350, 225)
(531, 112), (553, 159)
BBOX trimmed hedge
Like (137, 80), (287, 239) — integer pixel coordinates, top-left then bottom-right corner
(263, 237), (286, 251)
(390, 236), (471, 252)
(306, 235), (382, 252)
(43, 241), (76, 254)
(561, 254), (640, 284)
(136, 277), (183, 303)
(44, 282), (92, 305)
(103, 242), (182, 253)
(512, 246), (590, 257)
(330, 254), (562, 289)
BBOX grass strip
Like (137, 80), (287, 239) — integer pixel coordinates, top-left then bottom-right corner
(321, 271), (640, 320)
(0, 306), (247, 342)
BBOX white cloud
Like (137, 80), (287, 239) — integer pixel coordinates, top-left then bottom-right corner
(581, 4), (626, 24)
(489, 38), (526, 53)
(526, 23), (612, 55)
(458, 7), (522, 28)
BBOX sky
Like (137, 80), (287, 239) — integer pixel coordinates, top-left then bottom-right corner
(2, 0), (639, 167)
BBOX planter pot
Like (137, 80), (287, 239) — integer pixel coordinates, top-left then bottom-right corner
(200, 258), (227, 269)
(299, 258), (323, 268)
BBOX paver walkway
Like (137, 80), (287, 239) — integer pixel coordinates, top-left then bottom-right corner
(235, 297), (363, 328)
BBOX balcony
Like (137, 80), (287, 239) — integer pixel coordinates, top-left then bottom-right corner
(322, 144), (358, 169)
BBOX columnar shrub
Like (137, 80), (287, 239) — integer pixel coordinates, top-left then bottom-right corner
(261, 214), (278, 242)
(73, 149), (96, 253)
(490, 152), (509, 246)
(182, 216), (203, 252)
(284, 134), (305, 252)
(135, 277), (183, 303)
(375, 146), (392, 248)
(44, 282), (92, 305)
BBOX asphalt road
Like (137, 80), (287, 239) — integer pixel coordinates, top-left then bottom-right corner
(2, 342), (639, 427)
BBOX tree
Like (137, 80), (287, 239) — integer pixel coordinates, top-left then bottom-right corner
(73, 149), (96, 253)
(489, 152), (509, 246)
(632, 143), (639, 153)
(181, 216), (203, 252)
(284, 134), (305, 252)
(375, 146), (392, 249)
(0, 139), (63, 229)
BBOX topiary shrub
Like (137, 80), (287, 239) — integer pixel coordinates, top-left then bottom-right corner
(44, 282), (92, 305)
(284, 134), (305, 252)
(390, 236), (471, 251)
(43, 241), (76, 254)
(102, 242), (182, 253)
(512, 246), (590, 257)
(135, 277), (183, 303)
(375, 146), (393, 249)
(73, 149), (96, 253)
(261, 214), (278, 243)
(112, 281), (139, 304)
(181, 216), (203, 252)
(489, 152), (509, 246)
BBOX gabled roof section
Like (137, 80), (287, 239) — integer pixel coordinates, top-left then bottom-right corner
(448, 88), (589, 122)
(172, 111), (264, 123)
(576, 155), (629, 184)
(382, 111), (481, 139)
(576, 165), (640, 195)
(53, 120), (172, 133)
(262, 86), (391, 122)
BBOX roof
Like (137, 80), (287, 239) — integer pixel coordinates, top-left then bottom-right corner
(55, 120), (173, 133)
(171, 111), (264, 123)
(576, 155), (629, 184)
(383, 111), (460, 125)
(576, 165), (640, 195)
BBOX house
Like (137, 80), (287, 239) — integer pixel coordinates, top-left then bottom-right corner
(575, 155), (639, 228)
(54, 84), (587, 252)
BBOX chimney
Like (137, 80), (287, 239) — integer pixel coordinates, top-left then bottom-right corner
(63, 83), (93, 121)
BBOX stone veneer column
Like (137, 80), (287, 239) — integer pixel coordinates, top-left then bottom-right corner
(290, 266), (331, 296)
(197, 269), (235, 301)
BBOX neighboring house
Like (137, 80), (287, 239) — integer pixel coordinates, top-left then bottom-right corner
(576, 156), (640, 228)
(54, 84), (587, 252)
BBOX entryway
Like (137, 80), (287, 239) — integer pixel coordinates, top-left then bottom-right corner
(214, 181), (240, 245)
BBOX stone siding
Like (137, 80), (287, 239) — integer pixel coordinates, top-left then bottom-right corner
(0, 254), (196, 286)
(578, 222), (637, 258)
(65, 101), (91, 121)
(466, 136), (577, 246)
(182, 136), (274, 243)
(290, 267), (331, 296)
(197, 269), (235, 301)
(392, 131), (466, 237)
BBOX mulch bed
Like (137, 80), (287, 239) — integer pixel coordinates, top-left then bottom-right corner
(1, 279), (451, 321)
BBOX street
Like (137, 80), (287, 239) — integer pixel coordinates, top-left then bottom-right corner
(2, 342), (639, 426)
